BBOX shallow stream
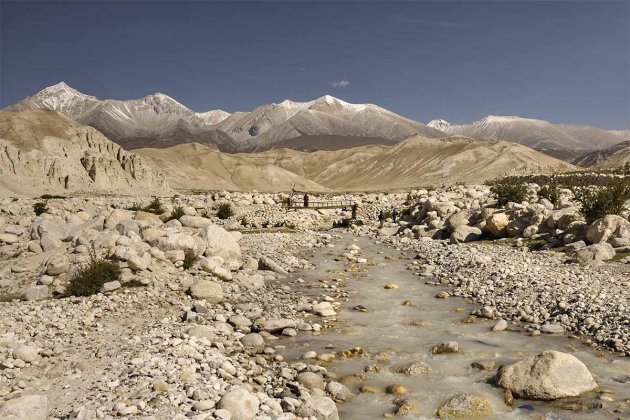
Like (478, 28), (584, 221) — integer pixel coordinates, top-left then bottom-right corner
(280, 233), (630, 419)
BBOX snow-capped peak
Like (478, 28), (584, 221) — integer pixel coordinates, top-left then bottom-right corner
(311, 95), (368, 112)
(196, 109), (231, 125)
(38, 82), (96, 100)
(427, 119), (451, 130)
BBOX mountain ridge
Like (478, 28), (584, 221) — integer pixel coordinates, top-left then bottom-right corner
(5, 83), (627, 155)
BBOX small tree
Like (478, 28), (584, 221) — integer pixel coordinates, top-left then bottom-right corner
(489, 178), (528, 207)
(572, 178), (630, 224)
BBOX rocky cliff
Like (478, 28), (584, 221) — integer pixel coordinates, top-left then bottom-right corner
(0, 110), (169, 196)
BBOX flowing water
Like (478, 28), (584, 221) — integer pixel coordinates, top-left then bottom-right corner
(280, 233), (630, 419)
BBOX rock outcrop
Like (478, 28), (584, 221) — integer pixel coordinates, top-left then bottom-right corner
(0, 110), (169, 196)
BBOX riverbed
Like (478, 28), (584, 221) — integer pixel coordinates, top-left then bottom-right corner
(280, 233), (630, 419)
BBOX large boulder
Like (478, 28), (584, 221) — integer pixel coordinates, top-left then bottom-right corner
(258, 256), (287, 274)
(203, 225), (241, 262)
(218, 386), (260, 420)
(156, 232), (198, 254)
(0, 395), (49, 420)
(436, 393), (493, 418)
(377, 227), (400, 237)
(188, 280), (224, 303)
(450, 225), (482, 244)
(446, 209), (477, 230)
(296, 396), (339, 420)
(586, 215), (630, 244)
(233, 273), (265, 290)
(485, 212), (509, 237)
(496, 351), (597, 400)
(572, 242), (615, 265)
(180, 215), (212, 229)
(105, 209), (133, 229)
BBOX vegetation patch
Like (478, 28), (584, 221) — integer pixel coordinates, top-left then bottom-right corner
(487, 178), (528, 207)
(143, 197), (163, 214)
(572, 178), (630, 224)
(217, 203), (235, 220)
(33, 201), (48, 216)
(538, 184), (561, 206)
(65, 250), (121, 297)
(182, 249), (198, 270)
(167, 205), (186, 221)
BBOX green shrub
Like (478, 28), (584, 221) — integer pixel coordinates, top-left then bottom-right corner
(128, 203), (143, 211)
(489, 178), (528, 207)
(33, 201), (48, 216)
(168, 205), (185, 221)
(65, 250), (121, 297)
(538, 184), (561, 206)
(217, 203), (234, 220)
(572, 178), (630, 224)
(143, 197), (163, 214)
(182, 249), (198, 270)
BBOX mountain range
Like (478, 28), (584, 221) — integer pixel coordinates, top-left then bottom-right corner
(0, 109), (577, 196)
(427, 116), (627, 154)
(5, 82), (627, 157)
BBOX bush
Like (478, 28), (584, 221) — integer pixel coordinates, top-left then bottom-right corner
(65, 250), (121, 297)
(489, 178), (528, 207)
(33, 201), (48, 216)
(182, 249), (198, 270)
(538, 184), (561, 206)
(128, 203), (143, 211)
(217, 203), (234, 220)
(572, 178), (630, 224)
(168, 205), (185, 221)
(143, 197), (163, 214)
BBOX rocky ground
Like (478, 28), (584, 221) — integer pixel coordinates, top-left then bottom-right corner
(0, 186), (628, 419)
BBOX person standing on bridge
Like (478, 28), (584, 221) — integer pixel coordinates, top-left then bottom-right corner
(303, 193), (309, 208)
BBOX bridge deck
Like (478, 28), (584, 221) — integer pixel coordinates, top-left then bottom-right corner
(284, 200), (355, 210)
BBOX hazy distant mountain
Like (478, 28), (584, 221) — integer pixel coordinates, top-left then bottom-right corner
(5, 82), (232, 150)
(573, 140), (630, 168)
(427, 115), (627, 152)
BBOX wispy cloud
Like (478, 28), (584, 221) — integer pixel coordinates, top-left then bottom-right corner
(331, 80), (351, 88)
(392, 14), (467, 29)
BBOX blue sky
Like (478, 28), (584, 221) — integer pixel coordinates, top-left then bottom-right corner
(1, 1), (628, 129)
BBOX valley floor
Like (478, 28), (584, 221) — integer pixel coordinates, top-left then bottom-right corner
(1, 227), (629, 419)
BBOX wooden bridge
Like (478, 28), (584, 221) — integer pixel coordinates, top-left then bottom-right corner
(283, 199), (356, 211)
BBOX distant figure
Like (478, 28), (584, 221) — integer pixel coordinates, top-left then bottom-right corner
(378, 210), (384, 228)
(392, 207), (398, 223)
(351, 203), (358, 220)
(303, 193), (309, 208)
